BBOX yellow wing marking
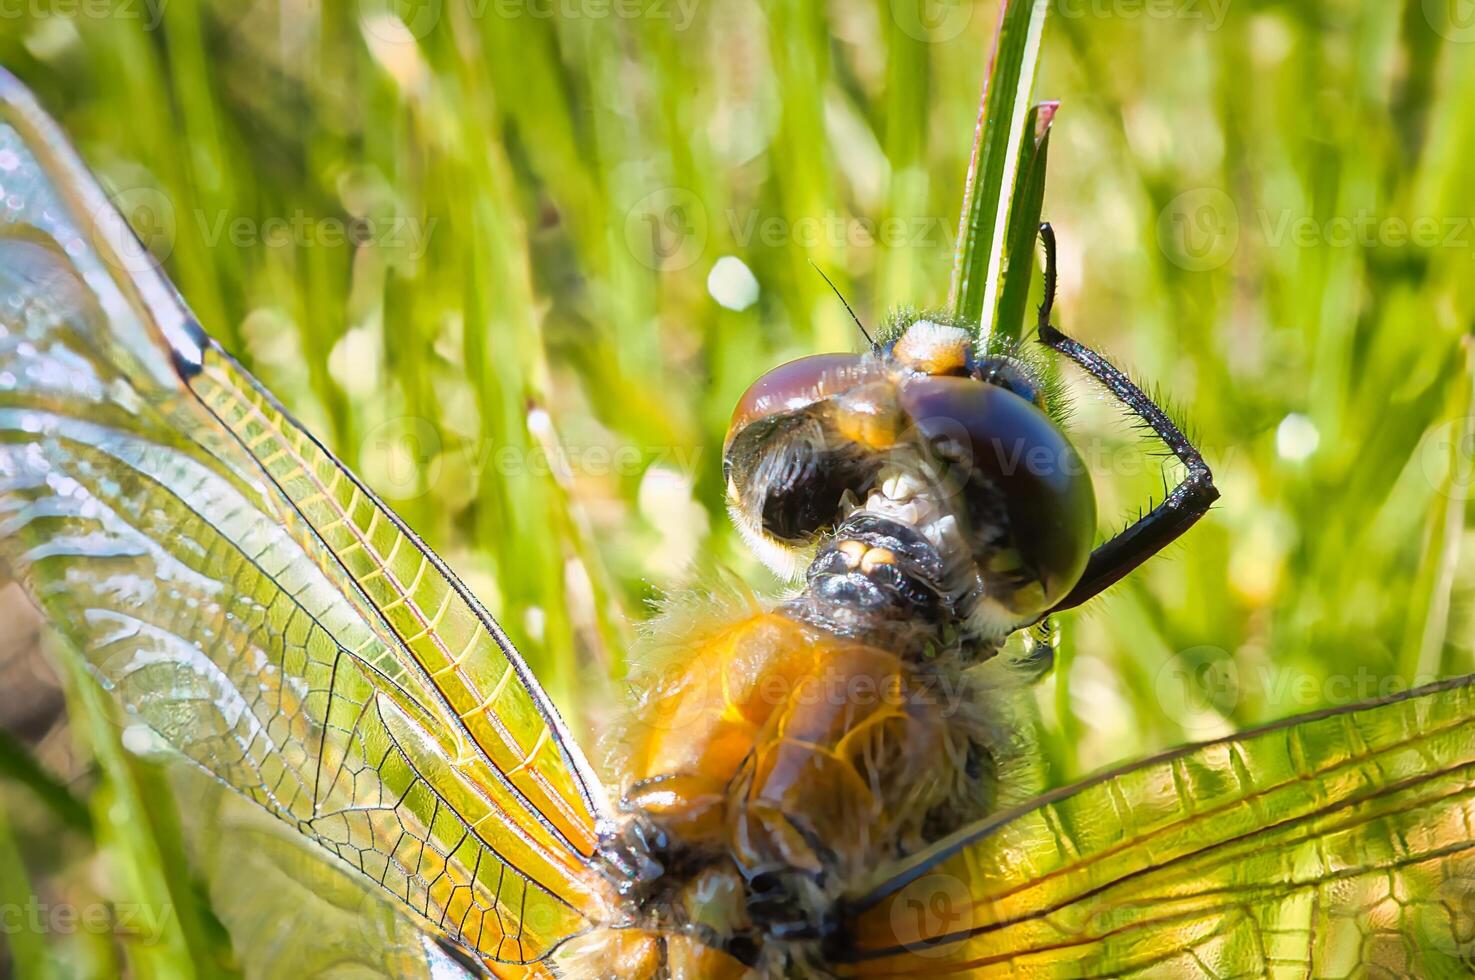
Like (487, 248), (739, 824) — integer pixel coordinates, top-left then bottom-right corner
(839, 675), (1475, 977)
(191, 360), (602, 861)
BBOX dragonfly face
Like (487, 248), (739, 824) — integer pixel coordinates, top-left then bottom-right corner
(724, 318), (1097, 648)
(5, 68), (1475, 980)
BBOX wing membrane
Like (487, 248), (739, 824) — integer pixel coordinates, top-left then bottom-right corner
(838, 675), (1475, 977)
(0, 70), (614, 966)
(172, 761), (483, 980)
(188, 348), (604, 857)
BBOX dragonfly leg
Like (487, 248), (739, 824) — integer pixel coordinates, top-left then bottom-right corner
(1034, 223), (1219, 616)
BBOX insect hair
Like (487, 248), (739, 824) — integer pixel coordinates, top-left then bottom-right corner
(878, 307), (1073, 427)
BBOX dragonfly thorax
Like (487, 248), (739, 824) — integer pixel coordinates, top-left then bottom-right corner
(595, 605), (1006, 975)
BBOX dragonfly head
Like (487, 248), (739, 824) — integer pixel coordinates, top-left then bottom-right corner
(724, 314), (1096, 646)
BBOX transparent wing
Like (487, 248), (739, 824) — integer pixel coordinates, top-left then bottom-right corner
(838, 675), (1475, 978)
(0, 69), (615, 967)
(166, 758), (477, 980)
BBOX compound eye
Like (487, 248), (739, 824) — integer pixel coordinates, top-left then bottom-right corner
(972, 356), (1046, 409)
(899, 376), (1095, 617)
(727, 353), (867, 438)
(724, 353), (882, 577)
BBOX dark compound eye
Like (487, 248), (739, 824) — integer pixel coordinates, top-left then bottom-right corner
(899, 375), (1095, 618)
(727, 353), (867, 439)
(735, 415), (878, 545)
(972, 356), (1046, 410)
(724, 354), (886, 572)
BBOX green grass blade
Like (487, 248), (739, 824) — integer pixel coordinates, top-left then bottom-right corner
(55, 647), (200, 979)
(0, 800), (51, 979)
(948, 0), (1050, 336)
(1399, 340), (1475, 682)
(0, 727), (92, 836)
(992, 102), (1056, 344)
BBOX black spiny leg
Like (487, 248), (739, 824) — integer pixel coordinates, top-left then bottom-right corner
(1035, 223), (1219, 615)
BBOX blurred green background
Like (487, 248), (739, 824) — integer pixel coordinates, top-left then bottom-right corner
(5, 0), (1475, 975)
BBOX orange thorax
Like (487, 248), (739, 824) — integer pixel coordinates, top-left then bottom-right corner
(620, 609), (965, 880)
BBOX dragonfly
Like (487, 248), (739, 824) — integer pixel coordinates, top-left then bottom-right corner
(2, 66), (1475, 978)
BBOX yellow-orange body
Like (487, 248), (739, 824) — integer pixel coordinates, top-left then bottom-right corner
(556, 600), (992, 977)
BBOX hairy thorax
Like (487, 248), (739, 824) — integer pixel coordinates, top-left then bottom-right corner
(565, 595), (1004, 976)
